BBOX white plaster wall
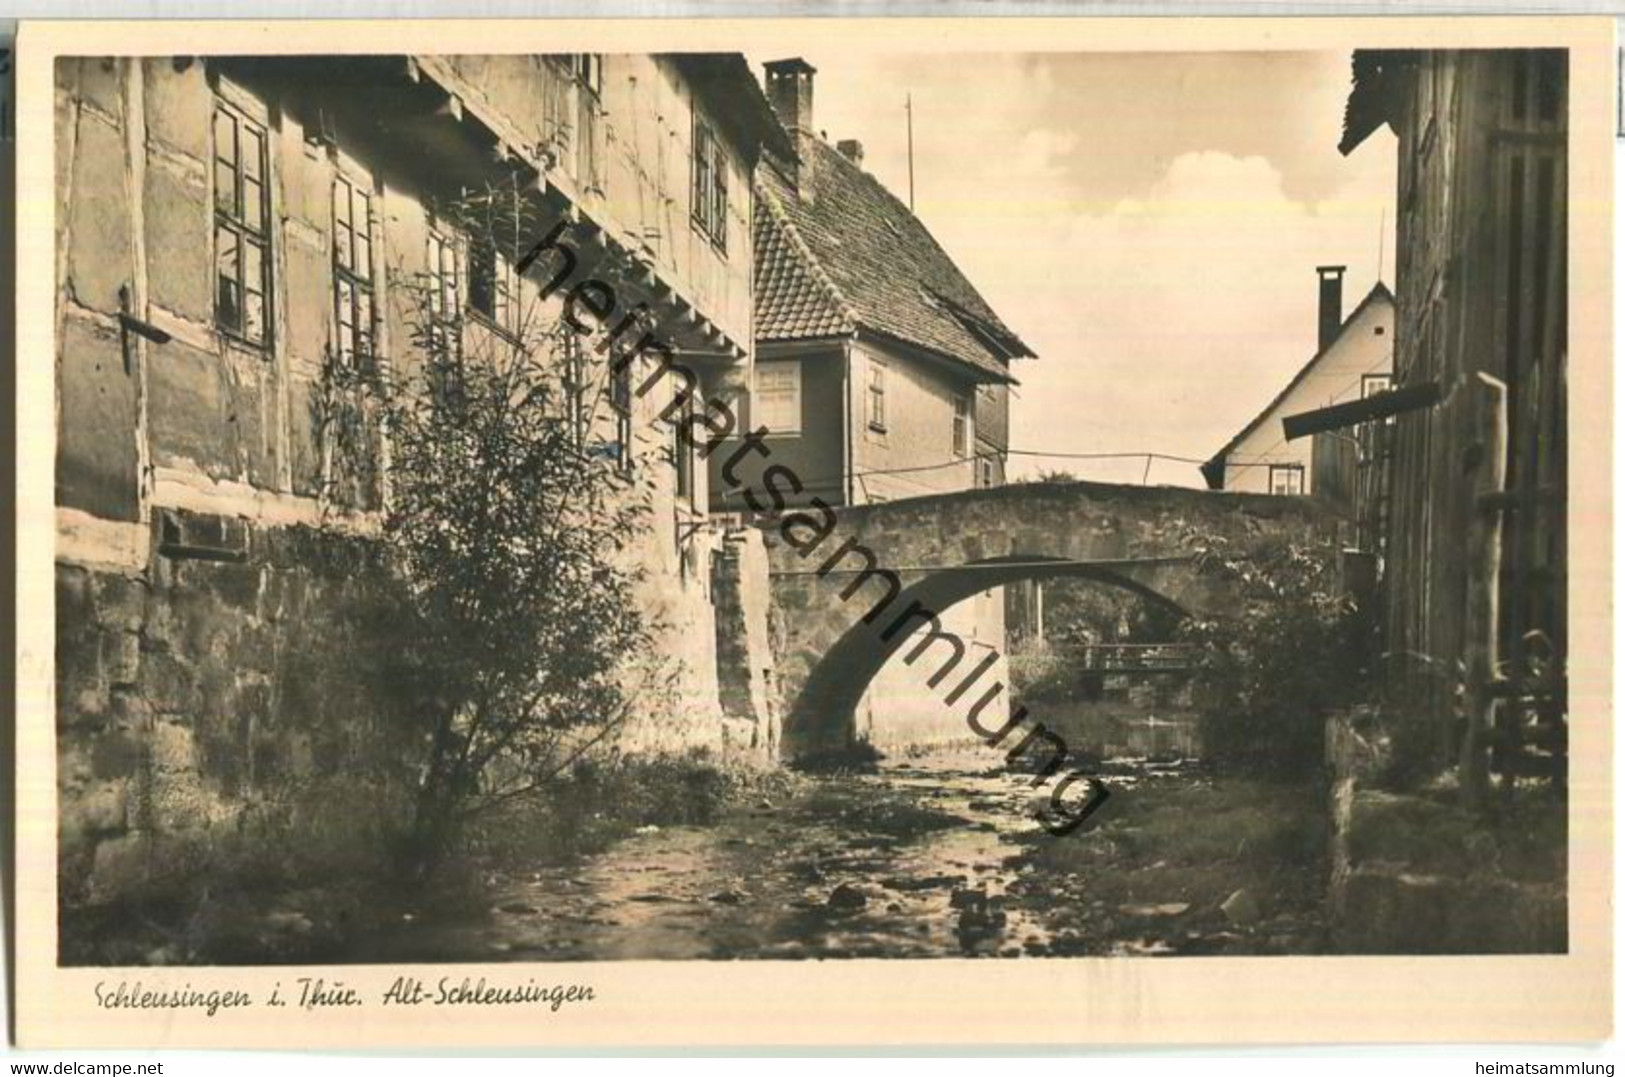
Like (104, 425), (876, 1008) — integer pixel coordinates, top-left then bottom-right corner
(1221, 293), (1395, 494)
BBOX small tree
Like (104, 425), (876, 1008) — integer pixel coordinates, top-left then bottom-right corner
(1179, 534), (1372, 779)
(374, 183), (669, 872)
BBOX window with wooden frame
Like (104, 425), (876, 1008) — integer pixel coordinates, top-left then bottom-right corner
(978, 456), (996, 489)
(866, 362), (887, 432)
(670, 390), (695, 507)
(952, 392), (971, 457)
(562, 332), (591, 449)
(691, 118), (729, 252)
(1268, 464), (1305, 496)
(609, 356), (634, 476)
(571, 54), (606, 193)
(1362, 373), (1393, 399)
(754, 361), (802, 435)
(468, 238), (518, 336)
(213, 98), (272, 347)
(331, 172), (377, 368)
(426, 228), (461, 366)
(572, 54), (602, 97)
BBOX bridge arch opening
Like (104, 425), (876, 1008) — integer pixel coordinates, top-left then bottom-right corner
(783, 555), (1193, 761)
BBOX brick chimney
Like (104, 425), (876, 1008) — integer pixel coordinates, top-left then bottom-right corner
(836, 139), (865, 167)
(1317, 265), (1347, 352)
(764, 58), (817, 136)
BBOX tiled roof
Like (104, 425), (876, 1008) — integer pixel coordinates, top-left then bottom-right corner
(754, 174), (854, 340)
(754, 136), (1034, 381)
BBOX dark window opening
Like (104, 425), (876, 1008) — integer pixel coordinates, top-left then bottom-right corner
(691, 118), (729, 252)
(573, 54), (602, 97)
(468, 239), (517, 334)
(952, 393), (971, 457)
(671, 393), (695, 505)
(332, 173), (376, 369)
(214, 101), (272, 347)
(609, 358), (634, 476)
(563, 333), (590, 448)
(867, 363), (887, 432)
(427, 228), (462, 378)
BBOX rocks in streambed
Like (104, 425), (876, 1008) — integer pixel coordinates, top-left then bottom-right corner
(262, 910), (314, 935)
(881, 873), (967, 893)
(709, 889), (749, 905)
(847, 834), (903, 850)
(787, 859), (827, 883)
(496, 902), (541, 916)
(1119, 902), (1192, 919)
(1220, 888), (1262, 926)
(952, 886), (1009, 947)
(826, 883), (874, 913)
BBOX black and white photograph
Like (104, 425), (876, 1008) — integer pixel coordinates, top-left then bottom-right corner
(12, 12), (1613, 1051)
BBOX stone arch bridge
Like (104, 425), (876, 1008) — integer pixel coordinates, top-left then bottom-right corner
(760, 480), (1337, 760)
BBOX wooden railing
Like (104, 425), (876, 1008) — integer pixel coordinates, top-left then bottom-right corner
(1075, 642), (1199, 674)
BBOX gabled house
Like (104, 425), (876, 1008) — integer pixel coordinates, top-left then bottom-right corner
(1202, 268), (1395, 495)
(711, 57), (1035, 513)
(715, 57), (1036, 749)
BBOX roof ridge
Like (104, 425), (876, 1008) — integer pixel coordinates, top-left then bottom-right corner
(1200, 281), (1396, 487)
(754, 139), (1030, 379)
(809, 138), (1024, 343)
(757, 174), (858, 335)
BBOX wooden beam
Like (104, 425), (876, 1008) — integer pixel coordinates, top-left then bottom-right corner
(1282, 382), (1442, 441)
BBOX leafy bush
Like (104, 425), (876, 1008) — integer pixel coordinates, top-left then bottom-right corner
(368, 185), (672, 873)
(1007, 638), (1080, 704)
(1179, 535), (1374, 780)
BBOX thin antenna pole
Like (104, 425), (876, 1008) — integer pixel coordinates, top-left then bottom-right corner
(906, 93), (915, 210)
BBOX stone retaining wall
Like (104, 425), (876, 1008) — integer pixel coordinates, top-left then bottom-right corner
(57, 511), (424, 916)
(1325, 712), (1566, 953)
(59, 511), (787, 925)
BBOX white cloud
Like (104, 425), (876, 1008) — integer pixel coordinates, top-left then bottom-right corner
(924, 142), (1397, 486)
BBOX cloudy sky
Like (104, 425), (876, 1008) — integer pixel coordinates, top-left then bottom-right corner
(750, 50), (1397, 486)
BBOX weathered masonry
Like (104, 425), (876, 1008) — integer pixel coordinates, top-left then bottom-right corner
(53, 54), (787, 914)
(761, 480), (1336, 759)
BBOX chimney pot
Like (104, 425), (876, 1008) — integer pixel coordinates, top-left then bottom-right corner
(1316, 265), (1347, 352)
(764, 57), (817, 136)
(836, 138), (865, 167)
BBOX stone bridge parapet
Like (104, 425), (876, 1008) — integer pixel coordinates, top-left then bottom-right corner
(758, 479), (1337, 760)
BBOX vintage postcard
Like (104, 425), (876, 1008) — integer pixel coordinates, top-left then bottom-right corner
(11, 14), (1615, 1049)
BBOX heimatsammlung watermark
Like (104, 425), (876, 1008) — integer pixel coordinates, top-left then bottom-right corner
(517, 219), (1113, 837)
